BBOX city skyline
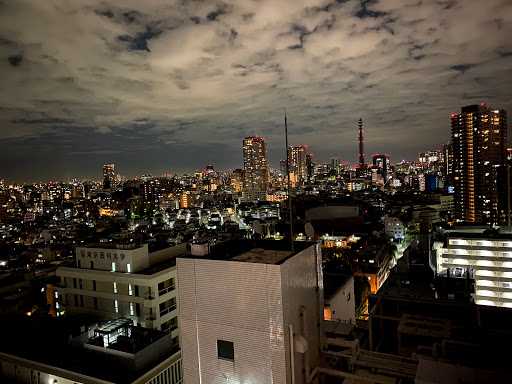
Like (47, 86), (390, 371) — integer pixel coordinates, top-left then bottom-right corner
(1, 0), (512, 180)
(1, 138), (446, 184)
(2, 3), (512, 384)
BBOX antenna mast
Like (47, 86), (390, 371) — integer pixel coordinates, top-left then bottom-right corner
(358, 118), (365, 168)
(285, 111), (294, 252)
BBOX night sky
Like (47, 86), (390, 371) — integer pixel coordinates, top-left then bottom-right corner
(1, 0), (511, 181)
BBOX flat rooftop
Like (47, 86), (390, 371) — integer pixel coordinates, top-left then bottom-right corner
(180, 240), (315, 265)
(398, 315), (451, 338)
(446, 227), (512, 239)
(232, 248), (292, 264)
(85, 318), (167, 354)
(0, 314), (178, 384)
(78, 242), (144, 250)
(136, 257), (178, 275)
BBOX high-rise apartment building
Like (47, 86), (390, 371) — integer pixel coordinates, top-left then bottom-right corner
(230, 168), (244, 193)
(56, 242), (184, 342)
(372, 153), (390, 181)
(451, 104), (507, 224)
(179, 191), (191, 208)
(141, 177), (160, 207)
(103, 163), (116, 190)
(443, 143), (453, 187)
(288, 145), (311, 187)
(177, 240), (323, 384)
(243, 136), (268, 200)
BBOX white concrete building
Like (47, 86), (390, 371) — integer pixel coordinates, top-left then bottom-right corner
(436, 228), (512, 308)
(384, 216), (405, 241)
(323, 274), (356, 324)
(177, 241), (324, 384)
(56, 243), (184, 339)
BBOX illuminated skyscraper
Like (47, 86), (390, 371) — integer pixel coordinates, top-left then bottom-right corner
(372, 153), (390, 181)
(443, 143), (453, 186)
(287, 145), (310, 186)
(242, 136), (268, 200)
(179, 191), (191, 208)
(102, 163), (116, 190)
(230, 169), (244, 193)
(451, 104), (507, 224)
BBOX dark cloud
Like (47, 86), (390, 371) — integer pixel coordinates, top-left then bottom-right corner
(12, 117), (73, 125)
(498, 50), (512, 58)
(7, 54), (22, 66)
(207, 7), (227, 21)
(94, 9), (114, 19)
(118, 25), (162, 52)
(450, 64), (477, 74)
(355, 0), (387, 19)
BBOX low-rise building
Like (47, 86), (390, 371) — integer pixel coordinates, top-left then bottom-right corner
(384, 216), (405, 241)
(0, 317), (182, 384)
(323, 273), (355, 324)
(56, 242), (184, 338)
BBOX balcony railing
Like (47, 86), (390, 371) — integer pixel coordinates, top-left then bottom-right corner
(159, 305), (177, 317)
(158, 285), (175, 296)
(161, 324), (178, 333)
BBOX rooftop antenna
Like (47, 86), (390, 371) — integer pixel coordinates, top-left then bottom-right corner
(285, 110), (294, 252)
(358, 118), (365, 168)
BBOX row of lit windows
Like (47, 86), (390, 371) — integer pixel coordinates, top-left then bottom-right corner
(448, 239), (512, 248)
(444, 248), (512, 258)
(113, 299), (136, 316)
(441, 257), (512, 269)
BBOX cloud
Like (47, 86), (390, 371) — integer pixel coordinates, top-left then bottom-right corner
(7, 53), (22, 66)
(0, 0), (511, 180)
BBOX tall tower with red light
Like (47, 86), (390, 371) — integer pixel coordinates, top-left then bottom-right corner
(358, 118), (365, 168)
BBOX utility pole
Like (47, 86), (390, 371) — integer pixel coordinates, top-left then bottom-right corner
(508, 163), (511, 228)
(285, 111), (294, 252)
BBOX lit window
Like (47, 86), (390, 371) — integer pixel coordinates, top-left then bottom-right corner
(127, 263), (131, 273)
(112, 262), (116, 272)
(114, 299), (119, 313)
(130, 302), (134, 316)
(217, 340), (234, 361)
(128, 284), (133, 296)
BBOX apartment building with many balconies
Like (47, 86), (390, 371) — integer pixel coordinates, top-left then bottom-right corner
(436, 228), (512, 308)
(56, 242), (185, 342)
